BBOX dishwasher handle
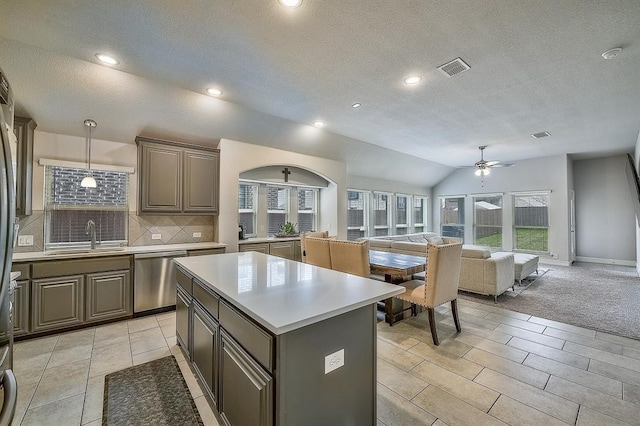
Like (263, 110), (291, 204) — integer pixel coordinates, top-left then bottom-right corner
(134, 250), (188, 259)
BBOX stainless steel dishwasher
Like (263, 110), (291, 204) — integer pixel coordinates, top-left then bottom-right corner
(134, 250), (187, 313)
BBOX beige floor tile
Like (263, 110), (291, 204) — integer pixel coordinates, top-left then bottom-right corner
(508, 337), (589, 369)
(130, 328), (169, 355)
(127, 316), (159, 333)
(588, 359), (640, 388)
(495, 324), (565, 349)
(464, 348), (550, 389)
(30, 359), (89, 408)
(485, 314), (547, 333)
(474, 369), (579, 424)
(486, 307), (532, 322)
(376, 383), (436, 426)
(524, 353), (622, 397)
(21, 394), (84, 426)
(442, 320), (511, 344)
(194, 395), (220, 426)
(13, 352), (51, 386)
(81, 375), (104, 425)
(178, 360), (204, 398)
(13, 335), (59, 358)
(168, 337), (188, 363)
(488, 395), (571, 426)
(83, 420), (102, 426)
(377, 339), (424, 372)
(623, 346), (640, 361)
(563, 341), (640, 372)
(392, 317), (459, 346)
(595, 331), (640, 350)
(376, 358), (428, 400)
(155, 311), (176, 322)
(412, 386), (507, 426)
(377, 329), (422, 351)
(159, 318), (177, 338)
(434, 338), (473, 358)
(93, 322), (129, 348)
(528, 317), (596, 338)
(431, 420), (449, 426)
(12, 380), (37, 426)
(132, 347), (173, 365)
(410, 361), (499, 411)
(89, 341), (132, 378)
(623, 383), (640, 405)
(454, 311), (500, 330)
(408, 342), (482, 380)
(456, 333), (528, 363)
(47, 343), (93, 369)
(543, 327), (624, 354)
(458, 305), (492, 319)
(575, 406), (630, 426)
(545, 375), (640, 424)
(54, 328), (95, 351)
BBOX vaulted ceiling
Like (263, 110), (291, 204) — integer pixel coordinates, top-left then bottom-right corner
(1, 0), (639, 186)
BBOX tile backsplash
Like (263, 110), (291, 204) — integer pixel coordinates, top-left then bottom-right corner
(13, 210), (216, 252)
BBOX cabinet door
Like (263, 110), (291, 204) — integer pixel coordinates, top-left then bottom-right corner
(13, 116), (36, 216)
(176, 285), (192, 359)
(294, 241), (302, 262)
(86, 270), (131, 322)
(192, 303), (218, 405)
(269, 241), (295, 260)
(239, 243), (269, 254)
(184, 150), (219, 214)
(32, 275), (84, 332)
(187, 248), (225, 256)
(139, 143), (182, 213)
(220, 330), (273, 426)
(13, 280), (30, 336)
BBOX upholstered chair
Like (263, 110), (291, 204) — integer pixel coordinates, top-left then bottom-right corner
(396, 242), (463, 345)
(328, 239), (370, 277)
(304, 236), (332, 269)
(300, 231), (329, 262)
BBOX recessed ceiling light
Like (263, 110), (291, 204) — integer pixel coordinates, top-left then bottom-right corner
(206, 87), (223, 96)
(313, 120), (324, 128)
(403, 75), (422, 85)
(531, 131), (551, 139)
(95, 53), (119, 65)
(351, 103), (361, 108)
(278, 0), (302, 8)
(601, 47), (622, 60)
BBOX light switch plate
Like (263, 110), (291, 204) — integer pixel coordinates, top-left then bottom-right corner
(151, 234), (162, 240)
(324, 349), (344, 374)
(18, 235), (34, 246)
(193, 232), (202, 238)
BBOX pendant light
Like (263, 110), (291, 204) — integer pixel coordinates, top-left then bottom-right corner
(81, 119), (97, 188)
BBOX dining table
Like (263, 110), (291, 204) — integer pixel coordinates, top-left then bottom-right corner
(368, 250), (427, 325)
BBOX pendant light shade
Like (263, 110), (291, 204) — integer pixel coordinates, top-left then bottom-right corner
(81, 119), (97, 188)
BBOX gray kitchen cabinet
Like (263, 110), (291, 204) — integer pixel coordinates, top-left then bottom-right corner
(32, 275), (84, 332)
(239, 240), (302, 261)
(187, 248), (226, 256)
(192, 302), (218, 405)
(136, 137), (220, 215)
(269, 241), (295, 260)
(13, 116), (36, 216)
(176, 283), (192, 360)
(13, 280), (30, 336)
(219, 329), (273, 426)
(294, 241), (302, 262)
(86, 270), (131, 323)
(239, 243), (270, 254)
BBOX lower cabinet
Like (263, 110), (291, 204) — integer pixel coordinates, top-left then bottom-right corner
(13, 280), (30, 337)
(239, 243), (269, 254)
(192, 302), (218, 405)
(239, 240), (301, 261)
(86, 270), (131, 322)
(32, 275), (84, 333)
(268, 241), (295, 260)
(219, 330), (273, 426)
(176, 284), (191, 359)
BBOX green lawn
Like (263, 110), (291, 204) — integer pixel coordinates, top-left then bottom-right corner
(475, 227), (548, 252)
(475, 232), (502, 247)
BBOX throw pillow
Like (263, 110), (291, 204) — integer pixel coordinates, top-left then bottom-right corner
(426, 235), (444, 245)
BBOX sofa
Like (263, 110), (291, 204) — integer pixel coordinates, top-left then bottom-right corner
(362, 232), (515, 301)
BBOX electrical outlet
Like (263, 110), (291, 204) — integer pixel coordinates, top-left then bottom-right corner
(324, 349), (344, 374)
(151, 233), (162, 240)
(192, 232), (202, 238)
(18, 235), (34, 246)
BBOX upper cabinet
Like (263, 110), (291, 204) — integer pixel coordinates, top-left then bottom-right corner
(13, 116), (36, 216)
(136, 137), (219, 215)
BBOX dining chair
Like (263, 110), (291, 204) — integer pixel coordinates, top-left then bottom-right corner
(300, 231), (329, 262)
(328, 239), (370, 277)
(395, 242), (463, 345)
(304, 236), (332, 269)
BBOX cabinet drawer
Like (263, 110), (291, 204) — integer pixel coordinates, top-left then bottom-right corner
(239, 243), (269, 254)
(176, 267), (193, 295)
(219, 301), (274, 372)
(33, 256), (131, 279)
(187, 248), (225, 256)
(11, 262), (30, 279)
(193, 278), (219, 318)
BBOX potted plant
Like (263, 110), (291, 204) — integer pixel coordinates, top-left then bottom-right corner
(275, 222), (299, 237)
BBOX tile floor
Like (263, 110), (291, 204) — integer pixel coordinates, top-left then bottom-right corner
(11, 298), (640, 425)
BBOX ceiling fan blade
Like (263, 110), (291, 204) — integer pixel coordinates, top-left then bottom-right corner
(490, 163), (516, 168)
(485, 160), (500, 166)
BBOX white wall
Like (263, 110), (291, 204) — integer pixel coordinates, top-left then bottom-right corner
(573, 155), (636, 264)
(218, 139), (347, 252)
(433, 154), (571, 264)
(635, 131), (640, 273)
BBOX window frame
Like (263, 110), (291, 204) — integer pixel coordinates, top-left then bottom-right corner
(394, 193), (411, 235)
(413, 195), (428, 233)
(296, 187), (319, 233)
(238, 182), (259, 238)
(266, 185), (290, 236)
(347, 189), (369, 240)
(372, 191), (392, 237)
(472, 193), (503, 249)
(440, 195), (466, 241)
(512, 191), (550, 254)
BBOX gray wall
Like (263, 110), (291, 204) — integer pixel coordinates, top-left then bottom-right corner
(573, 155), (636, 263)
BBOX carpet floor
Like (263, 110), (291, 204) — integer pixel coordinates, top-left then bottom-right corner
(103, 355), (204, 426)
(459, 262), (640, 340)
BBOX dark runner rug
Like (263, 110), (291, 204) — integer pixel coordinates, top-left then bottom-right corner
(103, 356), (204, 426)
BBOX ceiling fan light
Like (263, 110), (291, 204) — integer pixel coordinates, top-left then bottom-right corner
(81, 175), (97, 188)
(484, 168), (490, 176)
(475, 169), (482, 177)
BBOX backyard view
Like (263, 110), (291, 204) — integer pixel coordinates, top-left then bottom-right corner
(476, 227), (549, 252)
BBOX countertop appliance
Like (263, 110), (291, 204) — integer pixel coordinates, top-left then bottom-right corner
(0, 65), (18, 425)
(134, 250), (187, 314)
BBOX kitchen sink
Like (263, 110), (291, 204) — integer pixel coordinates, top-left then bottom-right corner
(45, 247), (126, 256)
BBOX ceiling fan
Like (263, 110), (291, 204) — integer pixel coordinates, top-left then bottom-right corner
(462, 145), (515, 177)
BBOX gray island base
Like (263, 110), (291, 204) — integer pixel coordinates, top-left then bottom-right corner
(174, 252), (404, 426)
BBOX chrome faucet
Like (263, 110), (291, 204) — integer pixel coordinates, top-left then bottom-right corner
(86, 220), (96, 249)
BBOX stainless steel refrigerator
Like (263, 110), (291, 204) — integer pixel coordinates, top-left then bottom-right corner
(0, 65), (18, 425)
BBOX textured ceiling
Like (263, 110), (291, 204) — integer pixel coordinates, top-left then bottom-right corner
(1, 0), (639, 186)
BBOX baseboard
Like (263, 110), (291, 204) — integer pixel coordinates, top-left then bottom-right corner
(539, 258), (572, 267)
(574, 256), (636, 267)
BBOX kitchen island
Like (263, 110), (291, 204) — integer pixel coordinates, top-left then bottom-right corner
(174, 252), (404, 426)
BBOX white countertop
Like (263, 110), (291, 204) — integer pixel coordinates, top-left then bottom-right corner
(175, 252), (404, 335)
(238, 236), (300, 244)
(10, 272), (21, 281)
(12, 242), (227, 262)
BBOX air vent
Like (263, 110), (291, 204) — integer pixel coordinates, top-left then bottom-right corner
(531, 131), (551, 139)
(437, 58), (470, 77)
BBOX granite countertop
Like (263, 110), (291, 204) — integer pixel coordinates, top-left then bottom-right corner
(12, 242), (227, 262)
(238, 236), (300, 244)
(175, 251), (404, 335)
